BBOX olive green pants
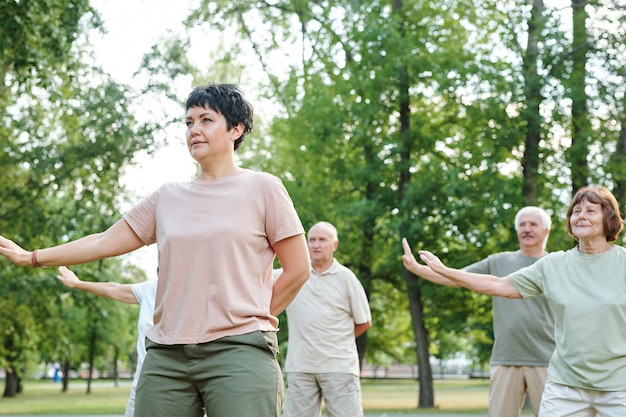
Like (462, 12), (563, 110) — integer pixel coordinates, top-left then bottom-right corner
(135, 331), (283, 417)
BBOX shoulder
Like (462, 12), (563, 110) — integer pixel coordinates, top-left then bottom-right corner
(478, 251), (521, 266)
(132, 279), (157, 294)
(487, 251), (520, 261)
(143, 181), (190, 199)
(242, 170), (284, 187)
(542, 249), (572, 261)
(613, 245), (626, 255)
(330, 260), (361, 282)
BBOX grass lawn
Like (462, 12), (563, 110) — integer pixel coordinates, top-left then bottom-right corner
(0, 378), (498, 415)
(362, 378), (491, 414)
(0, 379), (131, 415)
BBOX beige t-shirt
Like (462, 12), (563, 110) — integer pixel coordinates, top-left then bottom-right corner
(284, 259), (372, 376)
(124, 169), (304, 345)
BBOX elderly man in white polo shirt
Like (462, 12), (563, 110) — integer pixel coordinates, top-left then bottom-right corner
(280, 221), (372, 417)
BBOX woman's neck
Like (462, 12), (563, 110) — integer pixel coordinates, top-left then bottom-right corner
(198, 163), (242, 181)
(577, 239), (613, 254)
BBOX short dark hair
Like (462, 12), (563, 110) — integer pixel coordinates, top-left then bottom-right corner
(566, 185), (624, 242)
(185, 83), (254, 150)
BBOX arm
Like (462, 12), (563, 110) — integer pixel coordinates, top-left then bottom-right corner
(402, 238), (461, 287)
(270, 234), (310, 316)
(418, 250), (522, 298)
(0, 219), (145, 268)
(355, 321), (371, 337)
(56, 266), (138, 304)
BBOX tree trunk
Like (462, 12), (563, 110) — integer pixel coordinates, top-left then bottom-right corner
(393, 0), (434, 402)
(403, 269), (434, 408)
(568, 0), (591, 193)
(62, 359), (70, 392)
(17, 358), (27, 394)
(87, 321), (97, 394)
(2, 369), (19, 398)
(113, 346), (119, 387)
(609, 95), (626, 203)
(521, 0), (545, 205)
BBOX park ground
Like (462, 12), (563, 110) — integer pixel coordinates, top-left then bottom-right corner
(0, 378), (534, 416)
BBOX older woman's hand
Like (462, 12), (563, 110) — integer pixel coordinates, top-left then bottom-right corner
(418, 250), (448, 274)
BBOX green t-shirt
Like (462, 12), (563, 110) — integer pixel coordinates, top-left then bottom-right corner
(509, 245), (626, 391)
(465, 251), (555, 367)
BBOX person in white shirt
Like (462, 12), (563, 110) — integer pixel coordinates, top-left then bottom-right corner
(281, 221), (372, 417)
(56, 266), (156, 417)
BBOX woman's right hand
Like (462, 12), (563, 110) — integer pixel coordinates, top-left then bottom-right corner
(0, 235), (31, 266)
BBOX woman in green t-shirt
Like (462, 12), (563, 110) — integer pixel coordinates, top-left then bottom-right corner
(403, 185), (626, 417)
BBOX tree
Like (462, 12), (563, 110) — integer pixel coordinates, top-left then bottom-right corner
(567, 0), (592, 193)
(521, 0), (546, 205)
(0, 0), (162, 396)
(180, 0), (626, 409)
(187, 0), (522, 408)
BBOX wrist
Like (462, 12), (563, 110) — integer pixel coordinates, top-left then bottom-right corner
(31, 250), (46, 268)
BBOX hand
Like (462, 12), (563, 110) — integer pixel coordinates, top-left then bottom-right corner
(401, 238), (420, 271)
(418, 250), (447, 274)
(56, 266), (81, 288)
(0, 235), (31, 266)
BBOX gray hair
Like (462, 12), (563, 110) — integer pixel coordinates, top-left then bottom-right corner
(514, 206), (552, 231)
(308, 221), (338, 243)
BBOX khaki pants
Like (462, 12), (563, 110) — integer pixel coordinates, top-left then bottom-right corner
(488, 365), (547, 417)
(282, 372), (363, 417)
(135, 331), (283, 417)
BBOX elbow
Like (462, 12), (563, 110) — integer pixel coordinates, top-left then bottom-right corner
(295, 267), (310, 288)
(293, 261), (310, 286)
(362, 321), (372, 333)
(355, 321), (372, 338)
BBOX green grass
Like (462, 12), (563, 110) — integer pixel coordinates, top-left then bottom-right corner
(362, 378), (492, 414)
(0, 380), (131, 415)
(0, 378), (531, 415)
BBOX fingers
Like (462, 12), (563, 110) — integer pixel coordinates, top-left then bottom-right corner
(401, 238), (417, 266)
(418, 250), (436, 265)
(56, 266), (78, 287)
(56, 267), (66, 283)
(57, 266), (68, 280)
(401, 237), (411, 255)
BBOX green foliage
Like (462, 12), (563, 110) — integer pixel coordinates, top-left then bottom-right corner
(0, 0), (163, 395)
(366, 280), (415, 366)
(181, 1), (625, 389)
(3, 0), (623, 401)
(0, 0), (100, 91)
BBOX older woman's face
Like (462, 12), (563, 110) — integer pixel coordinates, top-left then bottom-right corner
(569, 199), (606, 241)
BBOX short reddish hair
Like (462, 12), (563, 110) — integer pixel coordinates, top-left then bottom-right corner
(566, 185), (624, 242)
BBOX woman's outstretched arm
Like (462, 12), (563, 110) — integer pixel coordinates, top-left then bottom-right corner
(417, 249), (522, 298)
(0, 219), (145, 268)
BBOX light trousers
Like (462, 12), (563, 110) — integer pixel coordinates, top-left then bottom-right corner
(539, 381), (626, 417)
(282, 372), (363, 417)
(488, 365), (547, 417)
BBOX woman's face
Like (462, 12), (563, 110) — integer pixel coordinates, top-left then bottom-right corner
(569, 198), (606, 241)
(184, 105), (236, 162)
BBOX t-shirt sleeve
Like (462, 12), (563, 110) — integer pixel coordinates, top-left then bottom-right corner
(262, 175), (305, 245)
(508, 262), (545, 299)
(132, 280), (157, 304)
(348, 273), (372, 325)
(123, 188), (160, 245)
(464, 257), (492, 274)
